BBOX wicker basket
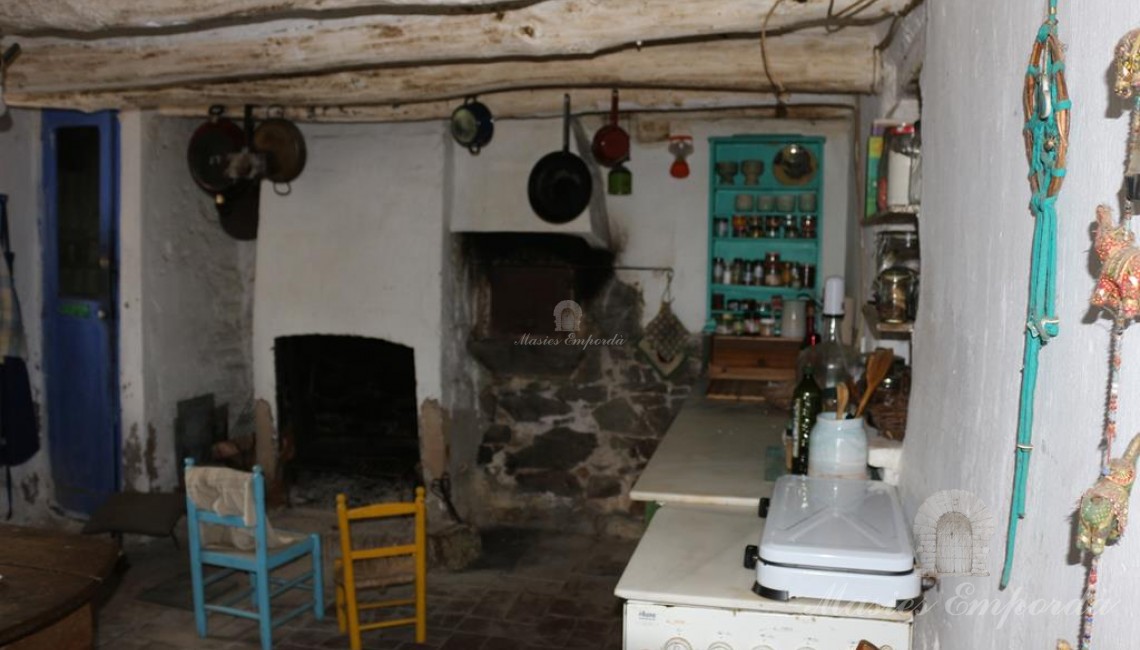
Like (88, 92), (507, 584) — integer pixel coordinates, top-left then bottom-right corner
(867, 369), (910, 440)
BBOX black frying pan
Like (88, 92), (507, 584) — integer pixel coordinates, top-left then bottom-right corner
(187, 106), (245, 196)
(528, 94), (592, 224)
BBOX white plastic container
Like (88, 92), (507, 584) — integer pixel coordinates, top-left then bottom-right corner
(807, 413), (869, 480)
(781, 299), (806, 340)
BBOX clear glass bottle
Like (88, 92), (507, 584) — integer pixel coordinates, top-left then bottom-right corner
(797, 279), (857, 411)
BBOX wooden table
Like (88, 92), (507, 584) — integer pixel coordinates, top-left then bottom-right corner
(0, 524), (120, 650)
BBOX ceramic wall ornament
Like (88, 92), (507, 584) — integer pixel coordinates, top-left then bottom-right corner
(1057, 25), (1140, 650)
(1076, 433), (1140, 555)
(1113, 29), (1140, 200)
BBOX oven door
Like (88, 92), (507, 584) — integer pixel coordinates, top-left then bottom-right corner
(624, 600), (912, 650)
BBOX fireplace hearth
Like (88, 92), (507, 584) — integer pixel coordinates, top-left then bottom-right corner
(274, 335), (419, 484)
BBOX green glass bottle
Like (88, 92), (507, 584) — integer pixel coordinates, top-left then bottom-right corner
(791, 366), (822, 475)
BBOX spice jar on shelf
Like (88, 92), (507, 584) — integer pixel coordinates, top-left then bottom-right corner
(764, 216), (782, 238)
(717, 313), (734, 335)
(750, 218), (763, 238)
(715, 218), (730, 238)
(784, 215), (799, 239)
(763, 253), (782, 286)
(744, 310), (760, 335)
(801, 215), (817, 239)
(732, 215), (748, 238)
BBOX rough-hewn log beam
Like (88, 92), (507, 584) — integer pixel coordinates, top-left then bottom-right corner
(6, 0), (908, 93)
(0, 0), (513, 34)
(6, 30), (879, 111)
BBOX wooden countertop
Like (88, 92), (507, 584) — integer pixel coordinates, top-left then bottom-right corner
(629, 395), (787, 507)
(0, 524), (121, 646)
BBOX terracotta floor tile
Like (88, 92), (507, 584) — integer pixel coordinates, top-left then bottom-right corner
(92, 525), (634, 650)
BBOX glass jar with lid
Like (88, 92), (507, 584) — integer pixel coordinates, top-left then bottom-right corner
(875, 267), (918, 323)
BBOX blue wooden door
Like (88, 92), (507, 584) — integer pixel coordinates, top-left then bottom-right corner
(42, 110), (120, 515)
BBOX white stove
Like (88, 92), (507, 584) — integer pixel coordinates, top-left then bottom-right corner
(616, 504), (913, 650)
(753, 475), (922, 609)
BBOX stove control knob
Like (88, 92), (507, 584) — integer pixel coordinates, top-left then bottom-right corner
(663, 638), (693, 650)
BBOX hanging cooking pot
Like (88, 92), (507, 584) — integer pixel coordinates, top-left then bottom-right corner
(187, 106), (246, 197)
(450, 97), (494, 155)
(527, 94), (593, 224)
(253, 111), (306, 185)
(215, 178), (260, 241)
(591, 89), (629, 168)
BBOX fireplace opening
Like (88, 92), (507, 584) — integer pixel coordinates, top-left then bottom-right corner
(462, 233), (615, 339)
(274, 335), (419, 489)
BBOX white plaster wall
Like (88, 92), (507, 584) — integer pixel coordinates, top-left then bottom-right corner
(123, 113), (256, 490)
(903, 2), (1140, 647)
(0, 110), (52, 523)
(253, 121), (448, 414)
(449, 114), (853, 333)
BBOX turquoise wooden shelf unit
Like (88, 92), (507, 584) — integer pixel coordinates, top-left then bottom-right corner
(706, 135), (825, 330)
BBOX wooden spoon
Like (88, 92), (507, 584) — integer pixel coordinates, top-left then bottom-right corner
(855, 348), (894, 417)
(835, 382), (849, 419)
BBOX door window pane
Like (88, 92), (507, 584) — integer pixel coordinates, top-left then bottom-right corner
(55, 127), (104, 299)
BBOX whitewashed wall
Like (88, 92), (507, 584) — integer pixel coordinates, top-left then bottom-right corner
(120, 112), (256, 491)
(0, 110), (52, 523)
(449, 115), (853, 333)
(253, 122), (448, 413)
(904, 2), (1140, 647)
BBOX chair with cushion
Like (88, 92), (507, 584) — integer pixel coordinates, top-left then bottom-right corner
(184, 458), (324, 650)
(334, 487), (427, 649)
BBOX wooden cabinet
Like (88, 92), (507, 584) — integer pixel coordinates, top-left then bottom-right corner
(704, 135), (825, 393)
(706, 135), (825, 328)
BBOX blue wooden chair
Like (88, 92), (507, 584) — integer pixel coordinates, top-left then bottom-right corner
(184, 458), (324, 650)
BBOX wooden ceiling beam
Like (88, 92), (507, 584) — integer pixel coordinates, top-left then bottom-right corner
(0, 0), (515, 34)
(5, 0), (909, 94)
(6, 30), (880, 111)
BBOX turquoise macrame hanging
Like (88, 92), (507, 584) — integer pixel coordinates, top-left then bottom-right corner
(1000, 0), (1071, 589)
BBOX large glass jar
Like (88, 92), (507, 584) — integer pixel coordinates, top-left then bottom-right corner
(875, 231), (920, 276)
(876, 267), (918, 323)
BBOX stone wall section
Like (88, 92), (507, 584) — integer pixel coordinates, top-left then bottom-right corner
(469, 279), (700, 536)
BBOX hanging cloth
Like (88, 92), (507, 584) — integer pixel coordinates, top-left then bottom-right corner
(0, 195), (38, 521)
(1000, 0), (1071, 589)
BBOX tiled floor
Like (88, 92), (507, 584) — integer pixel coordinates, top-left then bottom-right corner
(93, 526), (637, 650)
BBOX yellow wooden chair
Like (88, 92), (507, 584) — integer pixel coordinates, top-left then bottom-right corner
(334, 487), (426, 649)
